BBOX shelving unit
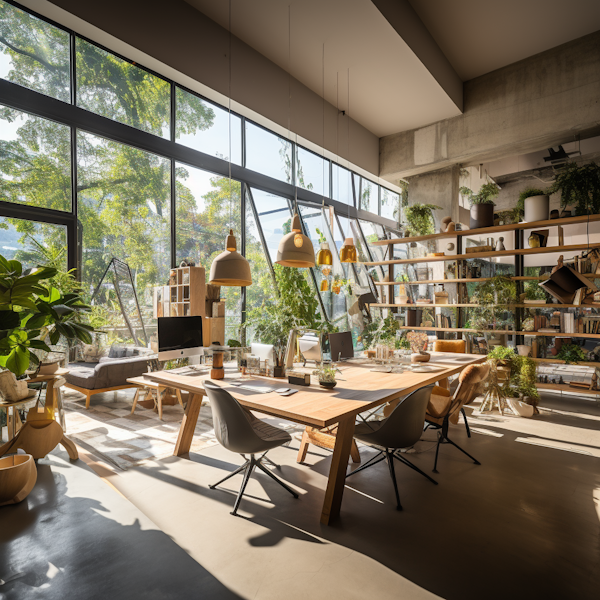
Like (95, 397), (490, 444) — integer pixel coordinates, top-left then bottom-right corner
(363, 213), (600, 371)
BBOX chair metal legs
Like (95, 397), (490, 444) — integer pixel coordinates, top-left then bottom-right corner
(345, 450), (386, 478)
(209, 453), (298, 516)
(432, 419), (481, 473)
(385, 450), (402, 510)
(461, 407), (471, 438)
(394, 452), (438, 485)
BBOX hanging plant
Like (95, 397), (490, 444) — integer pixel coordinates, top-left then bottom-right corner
(551, 161), (600, 215)
(404, 204), (442, 236)
(459, 182), (499, 206)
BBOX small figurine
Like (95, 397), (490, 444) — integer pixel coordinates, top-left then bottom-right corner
(495, 237), (505, 251)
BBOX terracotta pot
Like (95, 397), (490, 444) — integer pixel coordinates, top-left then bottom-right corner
(470, 203), (495, 229)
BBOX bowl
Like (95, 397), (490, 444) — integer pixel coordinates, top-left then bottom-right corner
(319, 380), (337, 389)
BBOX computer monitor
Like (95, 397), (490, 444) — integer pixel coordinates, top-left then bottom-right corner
(251, 343), (275, 367)
(328, 331), (354, 361)
(158, 316), (204, 361)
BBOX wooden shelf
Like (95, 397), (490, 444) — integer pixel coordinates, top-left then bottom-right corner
(397, 326), (477, 333)
(532, 357), (599, 367)
(370, 303), (475, 308)
(517, 303), (600, 308)
(518, 331), (600, 339)
(373, 278), (491, 285)
(536, 382), (600, 395)
(362, 243), (600, 267)
(370, 214), (600, 246)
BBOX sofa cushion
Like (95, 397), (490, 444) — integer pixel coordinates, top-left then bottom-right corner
(65, 366), (97, 390)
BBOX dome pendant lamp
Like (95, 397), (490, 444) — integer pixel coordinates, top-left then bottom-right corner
(209, 229), (252, 286)
(276, 213), (315, 268)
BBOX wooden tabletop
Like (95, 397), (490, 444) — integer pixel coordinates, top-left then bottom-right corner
(145, 352), (484, 429)
(26, 368), (69, 384)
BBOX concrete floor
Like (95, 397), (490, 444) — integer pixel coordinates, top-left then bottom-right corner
(2, 392), (599, 599)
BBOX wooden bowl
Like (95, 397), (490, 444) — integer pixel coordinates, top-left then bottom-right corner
(0, 454), (37, 506)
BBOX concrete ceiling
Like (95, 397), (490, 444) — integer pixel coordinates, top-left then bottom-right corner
(409, 0), (600, 81)
(184, 0), (461, 138)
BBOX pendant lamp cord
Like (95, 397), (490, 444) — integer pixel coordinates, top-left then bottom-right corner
(228, 0), (232, 230)
(288, 4), (295, 214)
(348, 67), (351, 235)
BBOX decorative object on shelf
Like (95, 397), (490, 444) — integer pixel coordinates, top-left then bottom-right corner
(416, 266), (432, 281)
(179, 259), (196, 267)
(540, 262), (598, 304)
(517, 188), (550, 222)
(447, 242), (455, 251)
(466, 245), (493, 254)
(556, 343), (586, 364)
(0, 454), (37, 506)
(440, 216), (453, 232)
(550, 209), (560, 219)
(428, 252), (445, 257)
(404, 204), (442, 236)
(551, 161), (600, 216)
(210, 229), (252, 286)
(517, 345), (531, 357)
(276, 213), (315, 268)
(395, 294), (409, 304)
(434, 290), (449, 304)
(560, 209), (571, 218)
(495, 237), (506, 251)
(312, 363), (340, 389)
(460, 182), (499, 229)
(340, 237), (357, 263)
(528, 229), (549, 248)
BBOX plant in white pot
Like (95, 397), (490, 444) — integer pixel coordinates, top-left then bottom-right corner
(459, 182), (499, 229)
(517, 187), (550, 222)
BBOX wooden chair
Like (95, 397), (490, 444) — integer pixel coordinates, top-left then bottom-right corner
(297, 425), (361, 464)
(426, 362), (490, 472)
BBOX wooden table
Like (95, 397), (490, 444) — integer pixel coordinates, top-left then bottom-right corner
(146, 352), (484, 525)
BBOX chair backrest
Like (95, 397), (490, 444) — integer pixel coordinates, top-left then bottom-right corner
(370, 384), (434, 449)
(450, 362), (491, 414)
(433, 339), (465, 354)
(203, 380), (262, 454)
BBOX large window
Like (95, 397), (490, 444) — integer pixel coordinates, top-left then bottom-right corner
(249, 188), (291, 261)
(77, 132), (171, 302)
(245, 122), (292, 184)
(358, 177), (378, 214)
(0, 105), (71, 211)
(176, 87), (242, 165)
(332, 164), (352, 205)
(0, 1), (70, 102)
(76, 38), (170, 138)
(296, 146), (329, 197)
(381, 187), (400, 222)
(0, 216), (67, 271)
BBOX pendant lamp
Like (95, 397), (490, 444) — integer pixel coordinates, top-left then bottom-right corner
(340, 237), (357, 263)
(209, 230), (252, 286)
(316, 242), (333, 266)
(276, 213), (315, 268)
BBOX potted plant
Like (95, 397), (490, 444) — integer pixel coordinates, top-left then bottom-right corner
(459, 182), (499, 229)
(517, 187), (550, 222)
(313, 363), (341, 389)
(523, 280), (547, 304)
(551, 161), (600, 216)
(403, 204), (442, 236)
(556, 343), (586, 364)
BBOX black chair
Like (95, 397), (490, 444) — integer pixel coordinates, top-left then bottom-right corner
(204, 380), (298, 516)
(346, 385), (436, 510)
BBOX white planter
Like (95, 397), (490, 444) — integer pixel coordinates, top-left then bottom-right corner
(517, 345), (531, 357)
(524, 195), (549, 222)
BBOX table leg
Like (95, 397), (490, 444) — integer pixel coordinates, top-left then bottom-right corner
(320, 417), (355, 525)
(174, 392), (202, 457)
(158, 387), (163, 420)
(45, 380), (56, 418)
(130, 388), (141, 414)
(176, 389), (184, 409)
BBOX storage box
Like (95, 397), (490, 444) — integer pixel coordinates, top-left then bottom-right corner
(287, 371), (311, 386)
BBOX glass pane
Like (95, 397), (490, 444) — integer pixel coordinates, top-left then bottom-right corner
(0, 216), (67, 271)
(381, 187), (400, 222)
(358, 178), (378, 214)
(0, 105), (71, 211)
(76, 38), (170, 138)
(0, 1), (70, 102)
(175, 163), (241, 342)
(249, 188), (291, 262)
(296, 146), (329, 196)
(77, 131), (171, 312)
(332, 164), (352, 205)
(244, 190), (277, 344)
(176, 87), (241, 165)
(245, 122), (292, 183)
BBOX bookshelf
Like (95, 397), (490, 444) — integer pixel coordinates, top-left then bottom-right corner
(364, 212), (600, 371)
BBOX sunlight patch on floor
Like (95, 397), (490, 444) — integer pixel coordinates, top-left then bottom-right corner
(515, 436), (597, 457)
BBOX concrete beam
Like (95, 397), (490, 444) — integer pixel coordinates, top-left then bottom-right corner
(371, 0), (463, 112)
(380, 31), (600, 183)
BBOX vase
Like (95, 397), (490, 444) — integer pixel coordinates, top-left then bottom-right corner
(524, 195), (549, 222)
(469, 203), (494, 229)
(319, 380), (336, 389)
(517, 345), (531, 357)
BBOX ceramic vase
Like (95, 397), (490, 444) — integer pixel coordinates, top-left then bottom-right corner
(524, 195), (550, 222)
(469, 203), (495, 229)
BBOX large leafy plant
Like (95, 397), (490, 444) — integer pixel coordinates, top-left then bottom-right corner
(0, 255), (94, 376)
(470, 275), (517, 330)
(404, 204), (441, 236)
(551, 161), (600, 215)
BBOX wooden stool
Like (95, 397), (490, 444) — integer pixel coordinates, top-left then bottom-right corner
(128, 377), (184, 420)
(297, 425), (361, 464)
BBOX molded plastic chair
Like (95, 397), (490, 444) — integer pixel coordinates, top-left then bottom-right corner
(347, 385), (435, 510)
(426, 362), (490, 472)
(204, 380), (298, 516)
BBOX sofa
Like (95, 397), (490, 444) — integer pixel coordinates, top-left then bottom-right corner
(65, 345), (154, 409)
